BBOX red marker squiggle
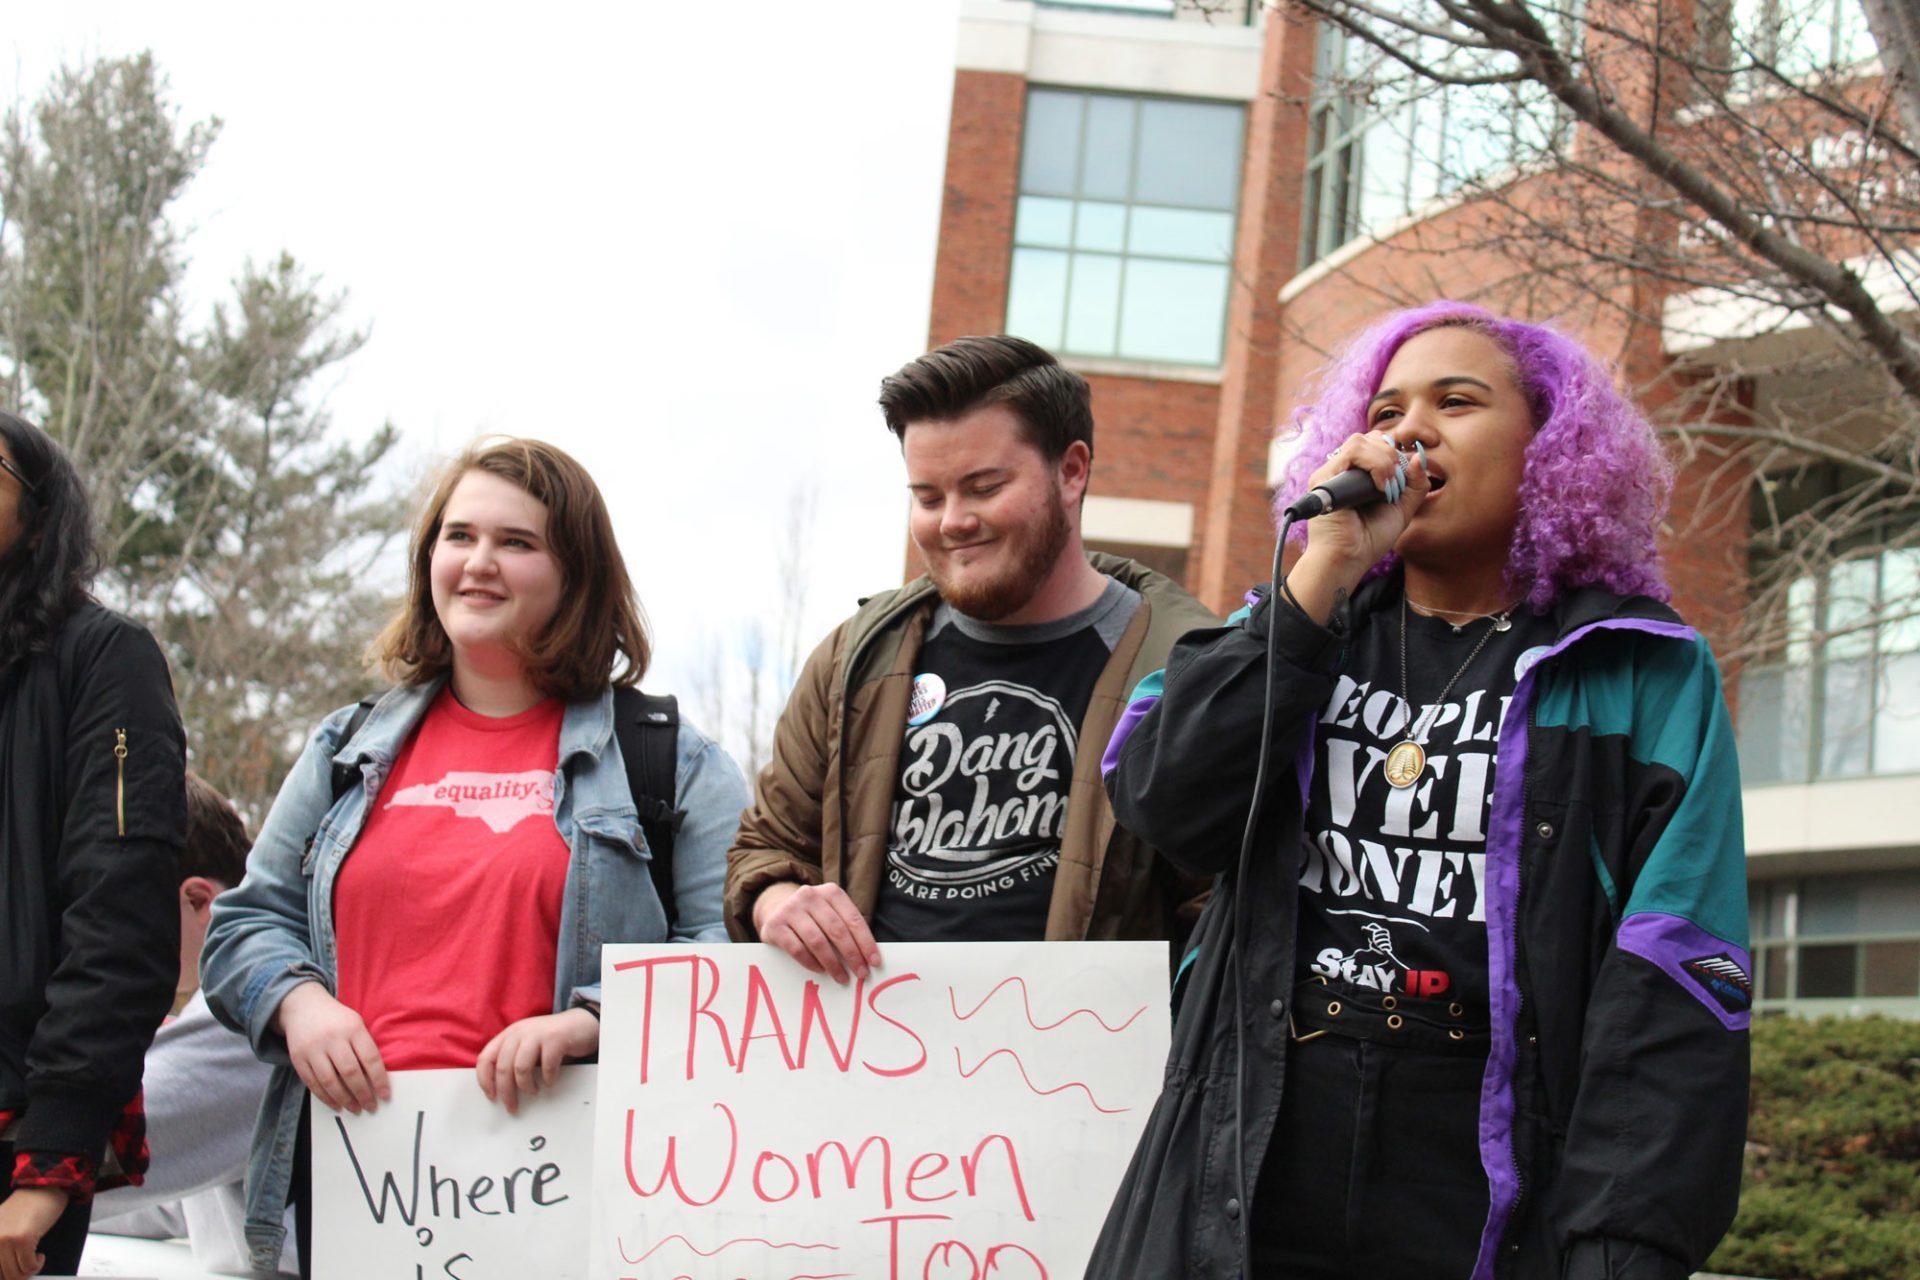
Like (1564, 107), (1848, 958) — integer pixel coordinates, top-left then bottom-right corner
(617, 1233), (841, 1265)
(948, 977), (1146, 1034)
(952, 1047), (1128, 1114)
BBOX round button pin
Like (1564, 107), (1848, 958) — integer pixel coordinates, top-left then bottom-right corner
(907, 672), (947, 726)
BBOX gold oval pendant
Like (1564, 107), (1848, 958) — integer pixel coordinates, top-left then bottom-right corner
(1384, 740), (1426, 789)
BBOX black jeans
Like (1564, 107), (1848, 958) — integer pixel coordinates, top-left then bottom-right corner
(0, 1142), (93, 1277)
(1250, 1026), (1492, 1278)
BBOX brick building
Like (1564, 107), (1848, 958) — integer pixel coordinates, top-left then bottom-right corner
(923, 0), (1920, 1015)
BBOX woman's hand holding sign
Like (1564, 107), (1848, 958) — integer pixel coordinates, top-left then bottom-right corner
(477, 1008), (600, 1115)
(277, 981), (391, 1115)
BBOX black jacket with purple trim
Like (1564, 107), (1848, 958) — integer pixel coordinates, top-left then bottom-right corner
(1084, 572), (1750, 1280)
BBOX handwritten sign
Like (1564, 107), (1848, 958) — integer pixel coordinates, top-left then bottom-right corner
(589, 942), (1169, 1280)
(312, 1066), (596, 1280)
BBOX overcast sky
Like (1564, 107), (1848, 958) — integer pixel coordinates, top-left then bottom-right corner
(4, 1), (960, 743)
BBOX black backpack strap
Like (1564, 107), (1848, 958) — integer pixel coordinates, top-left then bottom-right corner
(330, 697), (381, 802)
(612, 687), (686, 934)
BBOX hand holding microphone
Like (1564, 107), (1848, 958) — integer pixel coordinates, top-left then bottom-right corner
(1278, 431), (1432, 627)
(1287, 433), (1431, 520)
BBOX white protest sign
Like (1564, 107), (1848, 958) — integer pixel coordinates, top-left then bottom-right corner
(589, 942), (1169, 1280)
(311, 1065), (596, 1280)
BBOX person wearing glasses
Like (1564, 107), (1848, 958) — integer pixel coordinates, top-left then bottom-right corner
(0, 412), (186, 1280)
(1087, 304), (1749, 1280)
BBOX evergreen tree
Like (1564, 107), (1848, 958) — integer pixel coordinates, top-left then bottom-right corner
(0, 53), (405, 817)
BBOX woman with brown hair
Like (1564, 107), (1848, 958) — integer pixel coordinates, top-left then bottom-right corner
(201, 438), (746, 1277)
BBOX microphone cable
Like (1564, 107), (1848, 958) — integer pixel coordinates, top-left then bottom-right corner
(1228, 508), (1297, 1279)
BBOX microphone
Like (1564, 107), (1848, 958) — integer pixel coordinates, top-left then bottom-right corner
(1282, 466), (1395, 521)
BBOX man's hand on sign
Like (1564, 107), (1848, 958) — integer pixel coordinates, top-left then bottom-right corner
(0, 1186), (67, 1280)
(752, 881), (882, 985)
(276, 981), (391, 1114)
(476, 1008), (598, 1116)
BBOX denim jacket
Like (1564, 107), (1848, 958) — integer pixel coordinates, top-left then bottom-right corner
(199, 680), (747, 1272)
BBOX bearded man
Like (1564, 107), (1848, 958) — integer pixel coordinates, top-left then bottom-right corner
(726, 335), (1218, 976)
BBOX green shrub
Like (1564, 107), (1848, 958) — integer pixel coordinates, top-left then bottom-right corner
(1705, 1015), (1920, 1280)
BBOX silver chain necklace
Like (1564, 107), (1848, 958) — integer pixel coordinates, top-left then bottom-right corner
(1385, 593), (1514, 789)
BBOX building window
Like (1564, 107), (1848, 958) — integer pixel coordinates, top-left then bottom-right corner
(1751, 872), (1920, 1009)
(1033, 0), (1266, 25)
(1006, 88), (1245, 366)
(1730, 0), (1877, 80)
(1299, 20), (1573, 267)
(1738, 468), (1920, 784)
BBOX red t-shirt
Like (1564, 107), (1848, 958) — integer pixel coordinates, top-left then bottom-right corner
(333, 689), (570, 1070)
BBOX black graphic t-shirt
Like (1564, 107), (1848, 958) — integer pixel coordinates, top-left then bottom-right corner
(1295, 584), (1557, 1012)
(870, 577), (1142, 943)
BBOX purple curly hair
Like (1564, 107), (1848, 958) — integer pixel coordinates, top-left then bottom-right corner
(1273, 300), (1672, 610)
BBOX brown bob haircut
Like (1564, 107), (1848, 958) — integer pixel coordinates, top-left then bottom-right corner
(373, 437), (650, 699)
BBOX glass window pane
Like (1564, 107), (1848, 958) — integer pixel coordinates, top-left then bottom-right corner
(1848, 870), (1920, 935)
(1833, 0), (1877, 66)
(1406, 89), (1445, 209)
(1737, 665), (1811, 784)
(1064, 253), (1122, 356)
(1762, 946), (1788, 1000)
(1129, 206), (1235, 260)
(1309, 103), (1334, 162)
(1749, 881), (1770, 942)
(1825, 556), (1877, 660)
(1329, 139), (1358, 249)
(1819, 657), (1873, 777)
(1075, 201), (1127, 253)
(1767, 883), (1792, 938)
(1786, 574), (1817, 665)
(1873, 651), (1920, 774)
(1443, 82), (1514, 181)
(1799, 875), (1862, 937)
(1880, 549), (1920, 653)
(1774, 1), (1827, 76)
(1081, 95), (1136, 202)
(1005, 248), (1069, 350)
(1301, 162), (1328, 266)
(1862, 941), (1920, 998)
(1021, 90), (1083, 197)
(1134, 99), (1244, 209)
(1014, 196), (1074, 249)
(1117, 258), (1229, 364)
(1796, 943), (1858, 997)
(1357, 103), (1415, 232)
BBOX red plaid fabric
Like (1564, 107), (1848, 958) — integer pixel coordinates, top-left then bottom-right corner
(0, 1091), (148, 1205)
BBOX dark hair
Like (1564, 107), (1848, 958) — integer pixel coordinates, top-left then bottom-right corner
(878, 335), (1094, 462)
(183, 772), (250, 888)
(373, 436), (651, 699)
(0, 411), (99, 675)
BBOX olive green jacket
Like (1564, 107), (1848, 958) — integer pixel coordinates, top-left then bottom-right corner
(725, 553), (1220, 948)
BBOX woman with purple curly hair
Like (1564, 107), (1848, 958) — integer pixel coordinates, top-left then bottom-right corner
(1088, 303), (1749, 1280)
